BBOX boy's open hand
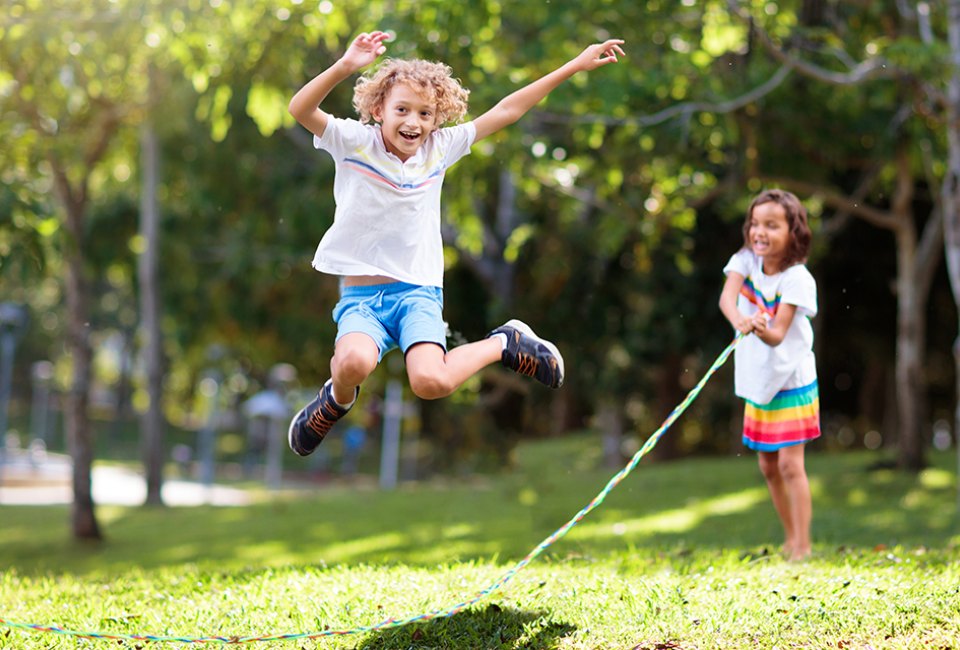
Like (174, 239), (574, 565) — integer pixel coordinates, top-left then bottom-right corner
(342, 31), (390, 71)
(572, 39), (625, 71)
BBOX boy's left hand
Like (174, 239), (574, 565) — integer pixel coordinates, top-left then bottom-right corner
(572, 39), (625, 71)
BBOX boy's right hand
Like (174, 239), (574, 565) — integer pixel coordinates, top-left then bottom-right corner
(341, 31), (390, 71)
(570, 38), (626, 72)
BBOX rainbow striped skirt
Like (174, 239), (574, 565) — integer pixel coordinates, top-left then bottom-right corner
(743, 380), (821, 452)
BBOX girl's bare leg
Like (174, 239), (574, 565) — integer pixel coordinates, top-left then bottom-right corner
(758, 450), (796, 555)
(778, 444), (812, 560)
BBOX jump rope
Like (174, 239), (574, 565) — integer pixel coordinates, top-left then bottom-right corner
(0, 336), (741, 645)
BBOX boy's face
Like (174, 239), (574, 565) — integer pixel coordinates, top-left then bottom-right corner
(372, 82), (438, 161)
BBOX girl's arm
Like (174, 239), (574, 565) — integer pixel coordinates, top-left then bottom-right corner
(472, 39), (625, 142)
(719, 272), (755, 335)
(751, 303), (797, 346)
(288, 31), (390, 138)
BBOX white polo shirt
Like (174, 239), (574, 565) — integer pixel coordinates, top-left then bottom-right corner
(311, 117), (476, 287)
(724, 249), (818, 404)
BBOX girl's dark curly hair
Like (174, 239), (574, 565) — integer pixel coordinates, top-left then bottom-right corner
(741, 189), (812, 271)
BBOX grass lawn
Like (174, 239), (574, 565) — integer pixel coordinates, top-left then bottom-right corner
(1, 435), (958, 649)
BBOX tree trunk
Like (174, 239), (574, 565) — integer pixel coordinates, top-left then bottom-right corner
(59, 190), (102, 540)
(954, 338), (960, 510)
(139, 107), (165, 506)
(944, 0), (960, 505)
(651, 351), (683, 461)
(893, 222), (923, 469)
(491, 168), (518, 313)
(891, 149), (926, 471)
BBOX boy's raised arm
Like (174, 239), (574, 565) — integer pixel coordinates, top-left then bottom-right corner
(288, 31), (390, 138)
(472, 39), (625, 142)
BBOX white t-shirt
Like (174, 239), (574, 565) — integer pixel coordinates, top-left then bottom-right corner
(723, 249), (818, 404)
(311, 117), (476, 287)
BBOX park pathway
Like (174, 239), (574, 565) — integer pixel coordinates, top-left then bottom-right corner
(0, 450), (252, 506)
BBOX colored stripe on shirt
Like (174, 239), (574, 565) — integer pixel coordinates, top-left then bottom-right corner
(740, 276), (779, 317)
(344, 158), (444, 190)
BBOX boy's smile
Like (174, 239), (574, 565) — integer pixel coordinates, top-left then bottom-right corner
(373, 82), (438, 161)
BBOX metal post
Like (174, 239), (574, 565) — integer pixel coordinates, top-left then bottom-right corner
(265, 414), (284, 489)
(402, 426), (418, 482)
(379, 379), (403, 490)
(30, 360), (53, 447)
(242, 389), (290, 490)
(197, 371), (221, 491)
(0, 333), (17, 448)
(0, 303), (28, 489)
(265, 364), (295, 490)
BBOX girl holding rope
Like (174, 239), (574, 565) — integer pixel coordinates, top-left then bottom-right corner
(719, 189), (820, 561)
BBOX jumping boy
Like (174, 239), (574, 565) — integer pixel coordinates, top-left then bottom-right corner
(287, 30), (625, 456)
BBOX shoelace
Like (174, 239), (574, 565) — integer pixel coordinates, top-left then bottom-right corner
(513, 353), (540, 378)
(306, 402), (339, 438)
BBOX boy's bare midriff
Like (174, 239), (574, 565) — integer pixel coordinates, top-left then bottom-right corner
(342, 274), (399, 287)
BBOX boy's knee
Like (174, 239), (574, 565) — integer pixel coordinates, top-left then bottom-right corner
(332, 346), (377, 381)
(407, 372), (453, 400)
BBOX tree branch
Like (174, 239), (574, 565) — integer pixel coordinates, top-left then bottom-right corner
(536, 65), (793, 127)
(83, 105), (122, 171)
(759, 175), (898, 230)
(726, 0), (900, 85)
(818, 161), (883, 240)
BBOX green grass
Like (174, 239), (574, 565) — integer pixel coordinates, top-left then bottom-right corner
(1, 435), (959, 649)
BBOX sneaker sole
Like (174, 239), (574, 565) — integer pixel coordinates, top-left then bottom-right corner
(287, 407), (310, 456)
(503, 318), (565, 387)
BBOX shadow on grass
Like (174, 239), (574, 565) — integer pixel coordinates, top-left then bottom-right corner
(352, 603), (577, 650)
(2, 449), (956, 576)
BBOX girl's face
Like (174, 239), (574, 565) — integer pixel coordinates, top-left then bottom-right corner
(748, 201), (790, 273)
(372, 82), (438, 161)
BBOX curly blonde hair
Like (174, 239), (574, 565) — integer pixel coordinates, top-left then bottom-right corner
(352, 58), (470, 126)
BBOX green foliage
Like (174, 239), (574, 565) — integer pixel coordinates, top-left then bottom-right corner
(0, 187), (50, 288)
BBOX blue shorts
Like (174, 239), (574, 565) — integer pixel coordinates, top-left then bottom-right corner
(332, 282), (447, 362)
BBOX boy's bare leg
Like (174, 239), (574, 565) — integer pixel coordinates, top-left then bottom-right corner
(288, 332), (378, 457)
(404, 338), (502, 400)
(330, 332), (380, 404)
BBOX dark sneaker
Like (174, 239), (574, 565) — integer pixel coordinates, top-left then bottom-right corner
(288, 380), (358, 457)
(488, 319), (565, 388)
